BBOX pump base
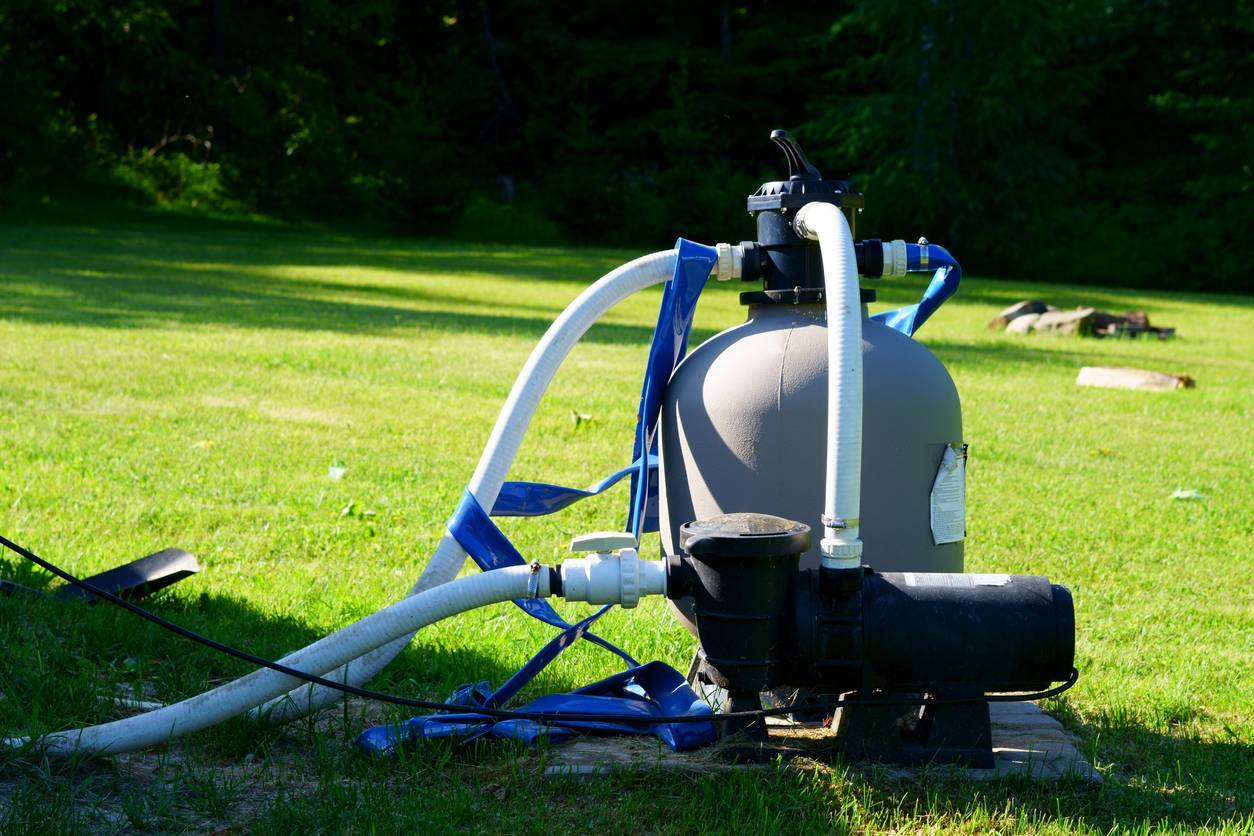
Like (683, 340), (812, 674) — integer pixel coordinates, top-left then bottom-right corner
(544, 700), (1101, 782)
(833, 690), (994, 768)
(722, 690), (770, 742)
(691, 658), (995, 767)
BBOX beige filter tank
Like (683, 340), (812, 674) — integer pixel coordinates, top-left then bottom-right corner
(659, 302), (964, 632)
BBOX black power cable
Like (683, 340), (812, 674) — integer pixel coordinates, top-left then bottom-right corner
(0, 533), (1077, 727)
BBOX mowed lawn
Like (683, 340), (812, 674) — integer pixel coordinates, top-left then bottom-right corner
(0, 216), (1250, 834)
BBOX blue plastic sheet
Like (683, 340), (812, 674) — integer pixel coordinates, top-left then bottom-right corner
(489, 455), (657, 517)
(627, 239), (719, 536)
(446, 490), (636, 667)
(355, 661), (717, 755)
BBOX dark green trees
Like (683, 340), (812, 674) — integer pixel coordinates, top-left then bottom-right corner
(808, 0), (1251, 290)
(1, 0), (1248, 290)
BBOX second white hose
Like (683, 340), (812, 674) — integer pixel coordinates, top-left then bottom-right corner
(8, 566), (544, 756)
(254, 249), (680, 722)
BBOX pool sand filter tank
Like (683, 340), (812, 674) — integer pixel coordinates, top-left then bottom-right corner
(1, 131), (1075, 768)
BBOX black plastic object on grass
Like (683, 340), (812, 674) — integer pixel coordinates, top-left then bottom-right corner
(1, 547), (199, 603)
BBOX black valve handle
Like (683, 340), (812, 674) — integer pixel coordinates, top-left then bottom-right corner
(770, 129), (822, 180)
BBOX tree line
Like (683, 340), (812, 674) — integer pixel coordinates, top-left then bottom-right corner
(1, 0), (1249, 291)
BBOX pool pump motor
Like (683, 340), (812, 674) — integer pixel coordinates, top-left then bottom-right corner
(665, 513), (1074, 766)
(654, 132), (1076, 767)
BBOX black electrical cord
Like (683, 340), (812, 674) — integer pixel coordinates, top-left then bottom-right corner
(0, 533), (1078, 727)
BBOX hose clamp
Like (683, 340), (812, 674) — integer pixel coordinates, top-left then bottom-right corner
(820, 515), (859, 530)
(526, 560), (542, 599)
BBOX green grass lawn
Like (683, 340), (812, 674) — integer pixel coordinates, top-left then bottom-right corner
(1, 215), (1251, 834)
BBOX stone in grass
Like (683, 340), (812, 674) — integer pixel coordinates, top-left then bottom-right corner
(987, 300), (1054, 330)
(1005, 313), (1042, 335)
(1035, 307), (1102, 336)
(990, 301), (1175, 339)
(1076, 366), (1195, 392)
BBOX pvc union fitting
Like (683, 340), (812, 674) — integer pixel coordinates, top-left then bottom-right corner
(715, 242), (742, 281)
(820, 538), (863, 571)
(882, 240), (908, 277)
(560, 549), (666, 608)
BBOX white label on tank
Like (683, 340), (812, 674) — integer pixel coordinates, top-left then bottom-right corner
(930, 443), (967, 545)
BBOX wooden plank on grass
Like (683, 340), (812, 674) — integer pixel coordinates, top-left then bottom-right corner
(1076, 366), (1194, 391)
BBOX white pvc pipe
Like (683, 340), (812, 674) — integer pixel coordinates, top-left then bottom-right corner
(9, 566), (545, 756)
(794, 203), (864, 569)
(254, 250), (680, 722)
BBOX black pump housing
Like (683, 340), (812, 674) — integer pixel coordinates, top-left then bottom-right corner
(672, 514), (810, 691)
(667, 512), (1077, 765)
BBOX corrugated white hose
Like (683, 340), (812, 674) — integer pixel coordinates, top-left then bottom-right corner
(7, 566), (543, 756)
(254, 250), (681, 722)
(794, 203), (864, 570)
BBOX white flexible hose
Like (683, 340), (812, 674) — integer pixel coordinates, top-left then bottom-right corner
(794, 203), (864, 568)
(8, 566), (544, 756)
(253, 250), (680, 722)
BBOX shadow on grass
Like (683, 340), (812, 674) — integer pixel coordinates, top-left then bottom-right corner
(0, 573), (558, 831)
(10, 213), (1245, 355)
(1, 220), (673, 343)
(3, 577), (1248, 831)
(879, 272), (1254, 314)
(0, 575), (526, 759)
(3, 231), (1206, 371)
(1, 206), (630, 283)
(642, 716), (1251, 831)
(874, 718), (1251, 830)
(922, 337), (1144, 371)
(249, 719), (1253, 832)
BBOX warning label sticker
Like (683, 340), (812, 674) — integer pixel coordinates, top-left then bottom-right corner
(930, 443), (967, 545)
(901, 572), (1009, 587)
